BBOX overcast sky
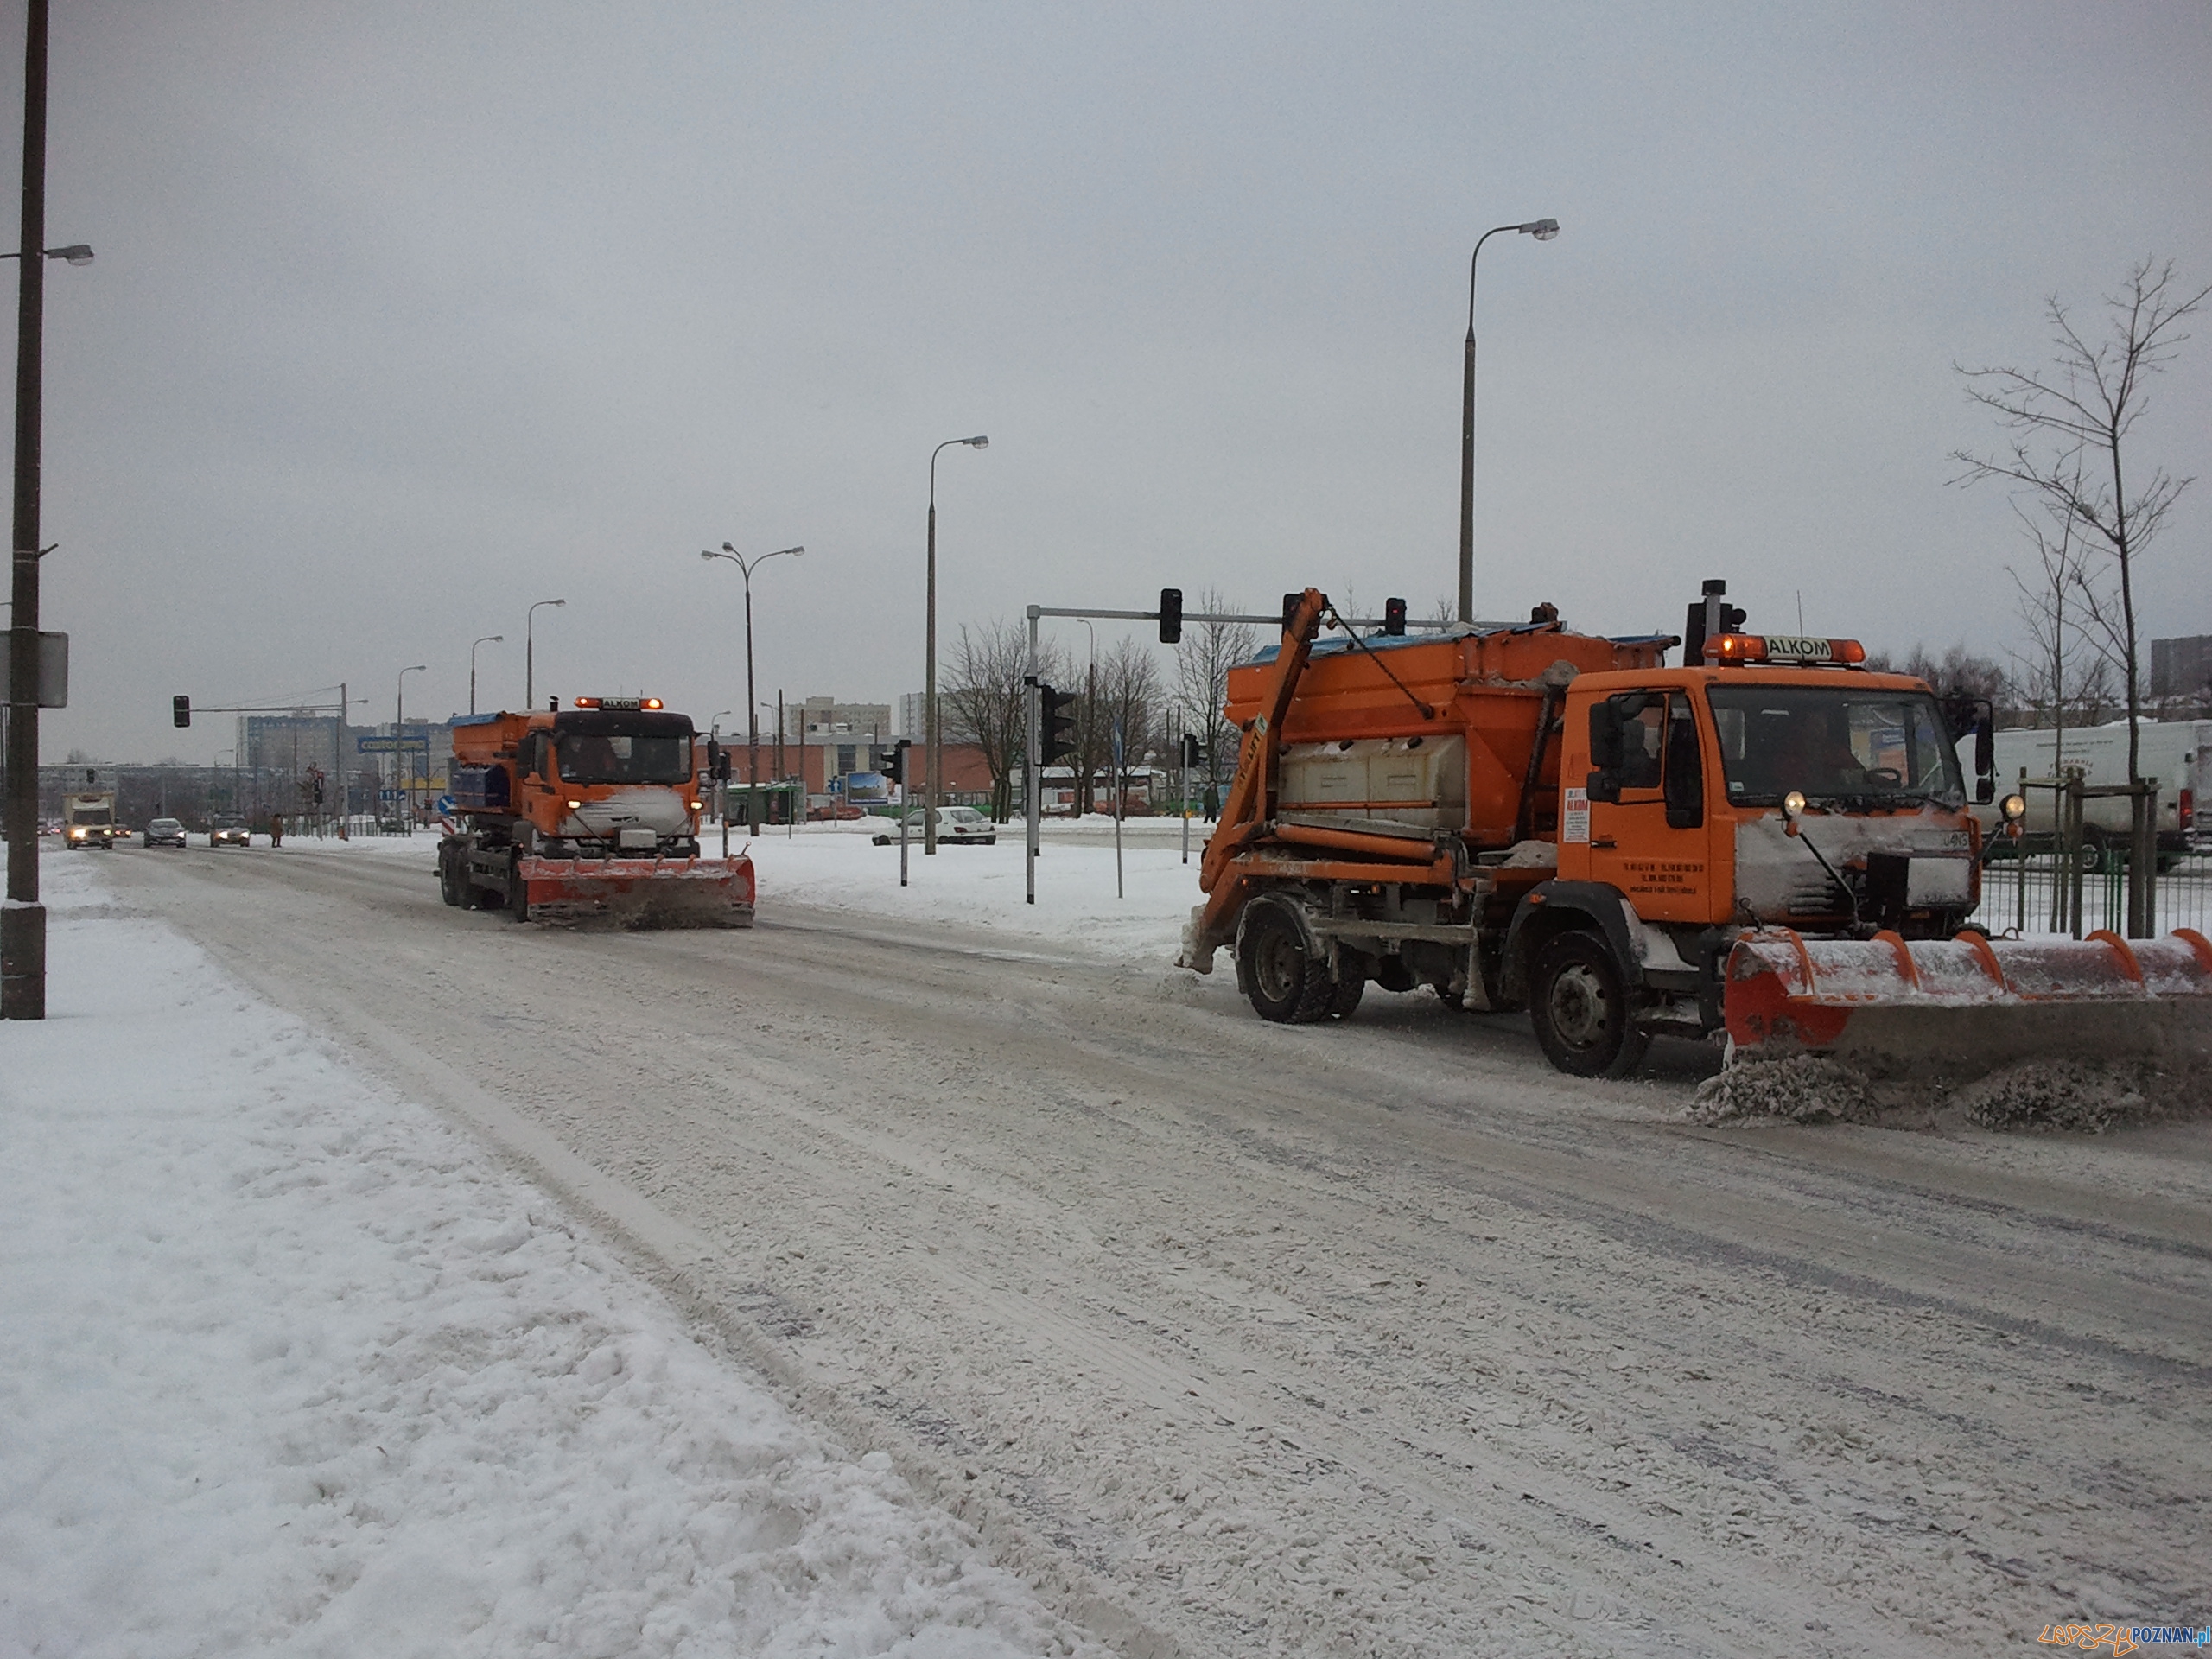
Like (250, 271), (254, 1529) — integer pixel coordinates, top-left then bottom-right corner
(18, 0), (2212, 761)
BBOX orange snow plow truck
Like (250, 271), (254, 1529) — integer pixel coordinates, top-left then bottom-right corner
(437, 697), (754, 928)
(1179, 586), (2212, 1080)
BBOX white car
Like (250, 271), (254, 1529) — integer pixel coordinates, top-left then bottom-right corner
(873, 806), (997, 846)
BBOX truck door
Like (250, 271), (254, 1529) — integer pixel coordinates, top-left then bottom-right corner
(1583, 690), (1713, 924)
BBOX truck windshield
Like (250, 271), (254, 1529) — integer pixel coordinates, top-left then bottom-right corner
(71, 806), (112, 825)
(1706, 685), (1965, 808)
(553, 731), (692, 785)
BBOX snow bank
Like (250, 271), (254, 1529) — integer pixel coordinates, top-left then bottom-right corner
(287, 819), (1208, 966)
(1685, 1055), (1875, 1126)
(0, 852), (1077, 1658)
(1688, 1050), (2207, 1134)
(1951, 1058), (2181, 1135)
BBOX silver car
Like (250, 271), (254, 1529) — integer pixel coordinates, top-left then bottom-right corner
(210, 817), (251, 848)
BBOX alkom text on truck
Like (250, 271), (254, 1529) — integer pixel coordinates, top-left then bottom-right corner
(1178, 586), (2211, 1080)
(437, 696), (754, 927)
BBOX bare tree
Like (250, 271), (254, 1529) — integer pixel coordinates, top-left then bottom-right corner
(1095, 637), (1161, 814)
(947, 619), (1067, 823)
(1864, 644), (2011, 702)
(2001, 485), (2090, 772)
(1954, 257), (2210, 785)
(1173, 587), (1257, 819)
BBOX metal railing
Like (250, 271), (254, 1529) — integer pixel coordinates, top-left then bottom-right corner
(1978, 844), (2209, 937)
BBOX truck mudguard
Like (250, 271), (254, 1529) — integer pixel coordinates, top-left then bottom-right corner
(1502, 880), (1644, 1002)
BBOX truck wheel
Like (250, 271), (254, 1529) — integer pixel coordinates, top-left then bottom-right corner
(1239, 904), (1334, 1024)
(438, 850), (464, 906)
(1529, 931), (1649, 1078)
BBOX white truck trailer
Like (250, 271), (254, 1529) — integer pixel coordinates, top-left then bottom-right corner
(1975, 720), (2209, 852)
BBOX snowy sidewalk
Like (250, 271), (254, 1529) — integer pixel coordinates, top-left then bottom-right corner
(0, 852), (1080, 1659)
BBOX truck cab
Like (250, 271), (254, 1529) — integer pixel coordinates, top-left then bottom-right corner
(1558, 658), (1982, 935)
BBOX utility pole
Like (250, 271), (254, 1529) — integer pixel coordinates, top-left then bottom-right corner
(3, 0), (51, 1019)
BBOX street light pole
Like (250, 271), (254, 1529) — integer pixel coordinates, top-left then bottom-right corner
(925, 435), (988, 856)
(2, 0), (92, 1020)
(468, 634), (503, 716)
(701, 542), (804, 836)
(397, 664), (426, 833)
(1458, 218), (1558, 625)
(525, 598), (564, 710)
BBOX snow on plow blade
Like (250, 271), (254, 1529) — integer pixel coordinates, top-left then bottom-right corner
(1724, 926), (2212, 1079)
(517, 855), (755, 929)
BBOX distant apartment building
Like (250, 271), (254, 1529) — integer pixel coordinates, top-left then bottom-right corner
(238, 713), (357, 778)
(2152, 634), (2210, 700)
(896, 691), (978, 744)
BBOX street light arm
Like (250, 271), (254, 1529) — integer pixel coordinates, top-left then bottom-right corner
(1466, 219), (1560, 334)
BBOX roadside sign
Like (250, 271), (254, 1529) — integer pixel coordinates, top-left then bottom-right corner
(0, 630), (67, 708)
(357, 735), (429, 754)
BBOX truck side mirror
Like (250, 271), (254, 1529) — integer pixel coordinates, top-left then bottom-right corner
(1974, 709), (1995, 805)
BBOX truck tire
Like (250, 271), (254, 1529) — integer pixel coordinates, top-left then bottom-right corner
(438, 849), (464, 906)
(1529, 931), (1649, 1078)
(1239, 903), (1336, 1024)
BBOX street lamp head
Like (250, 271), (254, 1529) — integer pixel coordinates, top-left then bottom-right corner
(405, 664), (427, 673)
(48, 244), (93, 265)
(487, 634), (504, 643)
(1521, 219), (1560, 241)
(964, 435), (988, 449)
(773, 544), (805, 559)
(722, 542), (738, 554)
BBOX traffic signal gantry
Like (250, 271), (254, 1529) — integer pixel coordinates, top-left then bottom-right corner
(1014, 589), (1433, 906)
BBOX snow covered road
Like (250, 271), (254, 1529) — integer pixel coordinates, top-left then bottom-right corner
(35, 834), (2212, 1655)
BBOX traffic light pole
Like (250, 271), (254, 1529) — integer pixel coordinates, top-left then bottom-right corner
(1024, 608), (1040, 904)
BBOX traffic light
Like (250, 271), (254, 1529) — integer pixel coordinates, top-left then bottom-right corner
(1039, 683), (1078, 765)
(1721, 603), (1747, 632)
(1158, 587), (1183, 645)
(172, 695), (190, 728)
(709, 740), (731, 782)
(885, 738), (909, 784)
(1383, 597), (1407, 637)
(1180, 733), (1202, 769)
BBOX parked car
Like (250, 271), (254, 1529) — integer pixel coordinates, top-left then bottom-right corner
(142, 817), (188, 849)
(873, 805), (997, 846)
(209, 817), (251, 848)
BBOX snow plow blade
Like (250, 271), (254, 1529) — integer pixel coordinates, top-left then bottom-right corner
(516, 855), (755, 929)
(1723, 926), (2212, 1079)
